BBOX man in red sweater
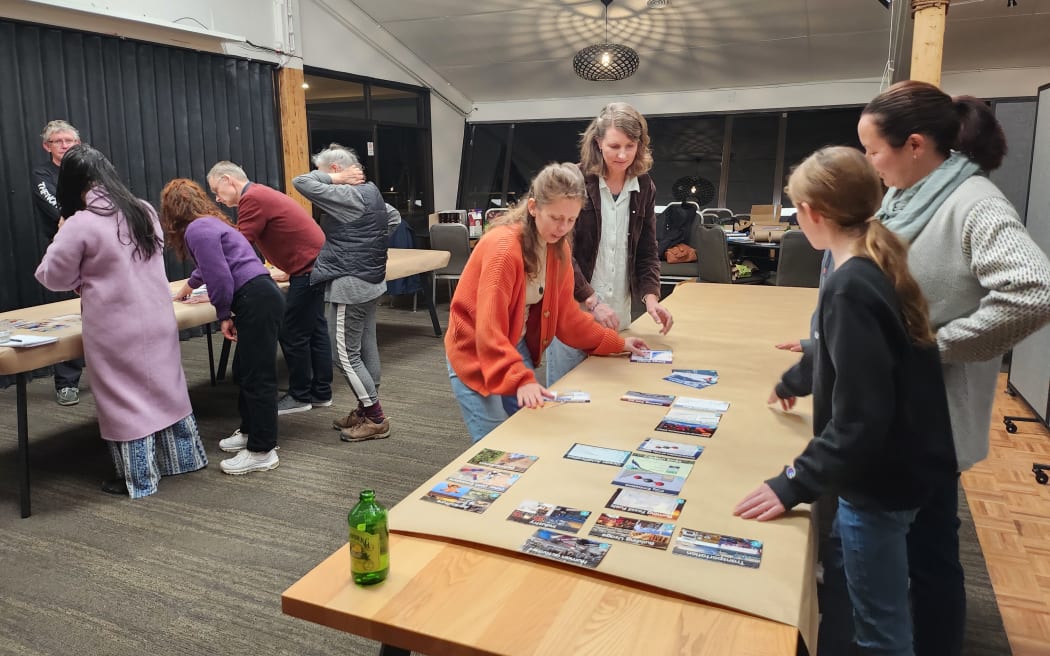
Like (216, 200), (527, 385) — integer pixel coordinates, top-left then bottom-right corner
(207, 161), (332, 419)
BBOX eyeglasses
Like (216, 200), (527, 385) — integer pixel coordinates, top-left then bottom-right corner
(47, 138), (78, 146)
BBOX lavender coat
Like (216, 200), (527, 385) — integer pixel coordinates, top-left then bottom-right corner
(35, 188), (193, 442)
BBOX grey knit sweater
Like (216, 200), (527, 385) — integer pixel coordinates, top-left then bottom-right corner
(909, 176), (1050, 470)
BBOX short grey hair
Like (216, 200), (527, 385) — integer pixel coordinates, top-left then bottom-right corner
(207, 161), (248, 182)
(312, 143), (359, 170)
(41, 120), (79, 142)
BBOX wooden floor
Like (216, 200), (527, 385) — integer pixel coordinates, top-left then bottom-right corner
(963, 374), (1050, 655)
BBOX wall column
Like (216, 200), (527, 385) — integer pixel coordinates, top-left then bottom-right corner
(276, 66), (311, 211)
(910, 0), (949, 87)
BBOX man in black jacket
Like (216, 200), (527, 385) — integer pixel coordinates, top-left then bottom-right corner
(31, 119), (84, 406)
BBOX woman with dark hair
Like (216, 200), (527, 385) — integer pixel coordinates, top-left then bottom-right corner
(848, 80), (1050, 655)
(545, 102), (672, 386)
(35, 145), (207, 498)
(163, 178), (285, 476)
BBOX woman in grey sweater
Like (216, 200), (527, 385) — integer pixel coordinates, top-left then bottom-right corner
(852, 81), (1050, 655)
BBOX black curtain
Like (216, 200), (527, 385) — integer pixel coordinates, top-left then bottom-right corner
(0, 19), (282, 312)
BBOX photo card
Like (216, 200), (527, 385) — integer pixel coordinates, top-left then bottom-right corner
(564, 443), (632, 467)
(507, 499), (591, 533)
(520, 529), (611, 569)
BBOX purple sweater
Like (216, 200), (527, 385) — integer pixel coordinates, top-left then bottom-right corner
(185, 216), (269, 320)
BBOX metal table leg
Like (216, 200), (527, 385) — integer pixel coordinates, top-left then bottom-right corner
(378, 644), (410, 656)
(424, 271), (443, 337)
(17, 372), (31, 518)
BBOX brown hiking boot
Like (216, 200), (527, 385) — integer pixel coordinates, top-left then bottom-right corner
(332, 408), (364, 431)
(340, 417), (391, 442)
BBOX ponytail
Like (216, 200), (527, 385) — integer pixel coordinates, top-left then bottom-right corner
(954, 96), (1007, 172)
(861, 220), (936, 346)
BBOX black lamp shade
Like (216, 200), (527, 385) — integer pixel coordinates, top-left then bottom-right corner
(573, 43), (640, 81)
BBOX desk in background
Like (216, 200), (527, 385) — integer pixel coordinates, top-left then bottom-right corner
(1, 248), (450, 518)
(283, 283), (820, 655)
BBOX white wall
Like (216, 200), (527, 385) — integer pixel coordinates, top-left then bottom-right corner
(470, 67), (1050, 124)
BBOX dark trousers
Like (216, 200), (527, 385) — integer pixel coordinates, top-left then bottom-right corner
(54, 358), (84, 389)
(280, 274), (332, 402)
(908, 475), (965, 656)
(232, 275), (285, 453)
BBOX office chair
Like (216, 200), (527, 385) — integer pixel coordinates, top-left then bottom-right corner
(775, 230), (824, 288)
(699, 208), (734, 226)
(660, 215), (702, 287)
(696, 225), (733, 284)
(429, 222), (471, 302)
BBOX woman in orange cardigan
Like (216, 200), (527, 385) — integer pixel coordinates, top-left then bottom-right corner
(445, 162), (649, 442)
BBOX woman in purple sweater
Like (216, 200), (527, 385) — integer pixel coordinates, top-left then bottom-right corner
(162, 179), (285, 476)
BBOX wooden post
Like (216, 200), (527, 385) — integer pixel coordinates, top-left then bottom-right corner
(910, 0), (949, 87)
(276, 66), (311, 212)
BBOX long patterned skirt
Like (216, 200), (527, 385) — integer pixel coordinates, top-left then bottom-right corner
(107, 413), (208, 498)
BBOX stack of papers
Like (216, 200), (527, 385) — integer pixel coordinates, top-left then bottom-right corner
(0, 334), (58, 348)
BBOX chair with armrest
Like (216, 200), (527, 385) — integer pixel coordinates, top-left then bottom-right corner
(775, 230), (824, 288)
(658, 203), (701, 288)
(428, 222), (470, 302)
(699, 208), (734, 225)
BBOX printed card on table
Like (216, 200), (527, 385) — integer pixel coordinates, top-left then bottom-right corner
(564, 443), (632, 467)
(468, 448), (539, 473)
(630, 349), (673, 364)
(664, 369), (719, 390)
(637, 437), (704, 460)
(549, 390), (591, 403)
(671, 396), (730, 413)
(448, 465), (521, 492)
(520, 529), (611, 569)
(507, 500), (591, 533)
(420, 480), (501, 514)
(611, 455), (693, 495)
(672, 528), (764, 569)
(606, 487), (686, 520)
(655, 408), (721, 438)
(620, 390), (676, 406)
(588, 513), (675, 550)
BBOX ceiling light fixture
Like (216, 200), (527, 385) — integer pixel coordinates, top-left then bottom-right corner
(573, 0), (640, 82)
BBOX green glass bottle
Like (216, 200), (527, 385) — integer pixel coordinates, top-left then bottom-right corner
(348, 489), (389, 586)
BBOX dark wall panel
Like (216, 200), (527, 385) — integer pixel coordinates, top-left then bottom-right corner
(0, 19), (281, 312)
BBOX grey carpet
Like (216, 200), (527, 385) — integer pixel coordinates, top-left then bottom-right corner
(0, 301), (1010, 655)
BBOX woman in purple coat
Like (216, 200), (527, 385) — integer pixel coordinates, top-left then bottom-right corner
(35, 145), (207, 498)
(162, 179), (285, 476)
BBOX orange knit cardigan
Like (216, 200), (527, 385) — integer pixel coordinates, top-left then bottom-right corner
(445, 224), (626, 397)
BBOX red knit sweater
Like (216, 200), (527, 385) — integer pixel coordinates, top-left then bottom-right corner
(236, 183), (324, 277)
(445, 224), (626, 397)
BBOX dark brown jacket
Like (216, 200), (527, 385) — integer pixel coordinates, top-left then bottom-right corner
(570, 166), (662, 304)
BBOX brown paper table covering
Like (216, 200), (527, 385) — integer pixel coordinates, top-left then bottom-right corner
(390, 282), (820, 650)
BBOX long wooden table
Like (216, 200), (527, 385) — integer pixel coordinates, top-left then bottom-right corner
(282, 283), (820, 656)
(1, 248), (450, 518)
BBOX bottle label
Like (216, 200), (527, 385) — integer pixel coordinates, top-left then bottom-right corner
(350, 522), (389, 573)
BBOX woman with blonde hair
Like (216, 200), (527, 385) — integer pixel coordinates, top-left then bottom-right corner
(545, 102), (672, 386)
(735, 146), (957, 655)
(446, 162), (649, 442)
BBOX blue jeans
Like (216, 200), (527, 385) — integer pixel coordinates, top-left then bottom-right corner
(544, 337), (586, 387)
(280, 274), (332, 402)
(825, 499), (918, 656)
(448, 338), (535, 443)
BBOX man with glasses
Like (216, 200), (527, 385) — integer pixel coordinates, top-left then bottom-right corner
(31, 120), (84, 406)
(206, 161), (333, 426)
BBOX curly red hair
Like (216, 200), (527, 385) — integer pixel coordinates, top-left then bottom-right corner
(159, 178), (234, 259)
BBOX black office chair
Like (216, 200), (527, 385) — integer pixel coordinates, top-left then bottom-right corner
(659, 204), (701, 287)
(429, 223), (470, 301)
(775, 230), (824, 288)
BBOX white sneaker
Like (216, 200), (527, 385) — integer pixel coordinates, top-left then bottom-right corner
(219, 429), (248, 452)
(220, 448), (279, 475)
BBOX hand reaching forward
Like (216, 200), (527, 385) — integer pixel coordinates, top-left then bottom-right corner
(517, 382), (555, 409)
(733, 483), (786, 521)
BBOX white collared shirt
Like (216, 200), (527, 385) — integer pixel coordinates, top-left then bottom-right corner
(591, 175), (639, 329)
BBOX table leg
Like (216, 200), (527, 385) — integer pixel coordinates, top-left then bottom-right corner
(217, 334), (232, 381)
(17, 372), (31, 518)
(206, 324), (217, 386)
(377, 644), (410, 656)
(423, 272), (443, 337)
